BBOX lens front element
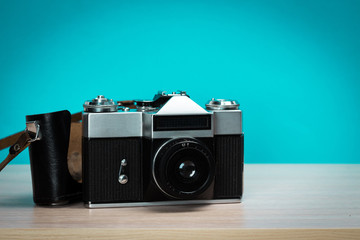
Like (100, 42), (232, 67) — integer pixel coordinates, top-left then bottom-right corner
(179, 160), (196, 179)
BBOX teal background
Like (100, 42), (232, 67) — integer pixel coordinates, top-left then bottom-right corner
(1, 0), (359, 164)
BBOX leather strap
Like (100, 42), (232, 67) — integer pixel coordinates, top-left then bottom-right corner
(0, 131), (31, 171)
(67, 122), (82, 183)
(118, 100), (136, 109)
(0, 131), (24, 151)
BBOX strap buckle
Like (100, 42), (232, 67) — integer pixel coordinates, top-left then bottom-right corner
(26, 121), (41, 142)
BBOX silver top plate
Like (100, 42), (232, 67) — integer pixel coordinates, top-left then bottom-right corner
(83, 94), (242, 138)
(212, 110), (242, 135)
(83, 112), (143, 138)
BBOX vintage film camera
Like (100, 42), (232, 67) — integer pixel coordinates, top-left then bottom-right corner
(82, 91), (244, 208)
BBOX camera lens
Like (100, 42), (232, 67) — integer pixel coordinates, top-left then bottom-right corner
(153, 138), (215, 199)
(179, 160), (196, 179)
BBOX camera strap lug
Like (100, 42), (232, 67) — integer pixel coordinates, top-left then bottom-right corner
(26, 121), (42, 143)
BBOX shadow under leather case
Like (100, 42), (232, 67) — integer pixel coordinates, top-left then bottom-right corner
(26, 110), (82, 205)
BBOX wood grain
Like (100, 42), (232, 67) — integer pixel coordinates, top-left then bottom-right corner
(0, 164), (359, 239)
(1, 229), (360, 240)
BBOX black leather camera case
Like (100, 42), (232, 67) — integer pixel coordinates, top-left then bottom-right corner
(26, 110), (82, 205)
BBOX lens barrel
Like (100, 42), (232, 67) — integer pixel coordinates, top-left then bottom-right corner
(153, 138), (215, 199)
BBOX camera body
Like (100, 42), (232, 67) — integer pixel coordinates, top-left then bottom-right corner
(82, 91), (244, 208)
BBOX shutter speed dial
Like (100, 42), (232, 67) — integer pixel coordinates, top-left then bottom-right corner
(205, 98), (239, 110)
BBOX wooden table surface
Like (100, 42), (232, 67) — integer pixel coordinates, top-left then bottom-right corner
(0, 164), (359, 239)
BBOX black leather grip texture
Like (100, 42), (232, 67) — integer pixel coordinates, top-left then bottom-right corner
(214, 134), (244, 199)
(26, 110), (82, 205)
(83, 137), (143, 203)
